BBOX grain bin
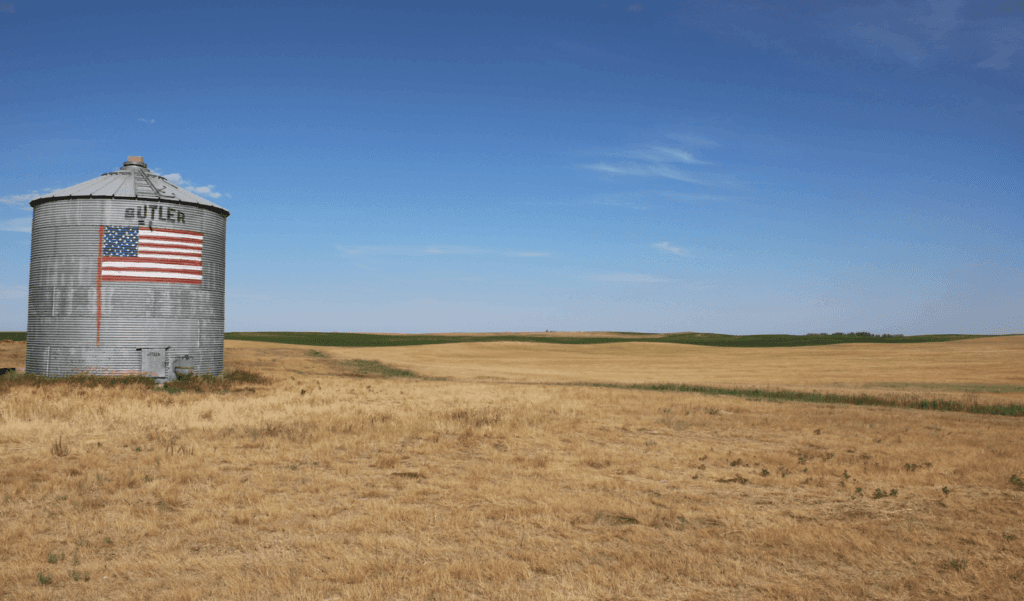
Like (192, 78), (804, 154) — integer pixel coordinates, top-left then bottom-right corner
(26, 157), (229, 382)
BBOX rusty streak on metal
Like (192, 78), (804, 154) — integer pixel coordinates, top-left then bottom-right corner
(97, 225), (104, 347)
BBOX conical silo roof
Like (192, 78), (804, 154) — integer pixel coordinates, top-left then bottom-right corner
(30, 157), (229, 216)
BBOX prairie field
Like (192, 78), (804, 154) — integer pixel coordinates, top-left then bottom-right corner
(1, 335), (1023, 600)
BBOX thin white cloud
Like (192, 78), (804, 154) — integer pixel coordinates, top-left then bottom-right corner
(138, 118), (155, 124)
(0, 285), (28, 299)
(0, 192), (41, 207)
(652, 147), (709, 164)
(977, 48), (1016, 69)
(0, 217), (32, 232)
(187, 185), (222, 199)
(583, 163), (649, 177)
(592, 194), (651, 210)
(653, 241), (691, 257)
(976, 26), (1023, 70)
(151, 169), (224, 199)
(619, 146), (710, 165)
(592, 272), (673, 283)
(582, 162), (711, 185)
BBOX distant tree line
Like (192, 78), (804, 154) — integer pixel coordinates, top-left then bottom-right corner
(806, 332), (905, 337)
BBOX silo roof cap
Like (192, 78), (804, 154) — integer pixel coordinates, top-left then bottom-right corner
(30, 156), (229, 217)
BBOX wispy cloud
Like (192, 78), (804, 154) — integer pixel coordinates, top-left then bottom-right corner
(138, 118), (155, 124)
(617, 146), (711, 165)
(582, 162), (711, 185)
(151, 169), (224, 199)
(184, 185), (222, 198)
(582, 138), (720, 185)
(591, 194), (652, 210)
(977, 47), (1016, 69)
(976, 26), (1023, 70)
(653, 241), (691, 257)
(338, 245), (549, 257)
(0, 192), (41, 208)
(0, 218), (32, 232)
(591, 272), (673, 283)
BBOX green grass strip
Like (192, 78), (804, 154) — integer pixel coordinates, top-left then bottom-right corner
(562, 381), (1024, 416)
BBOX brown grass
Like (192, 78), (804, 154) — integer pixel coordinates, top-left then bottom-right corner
(281, 335), (1024, 404)
(1, 337), (1023, 599)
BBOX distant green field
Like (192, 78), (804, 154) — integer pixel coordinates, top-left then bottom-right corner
(224, 331), (1005, 348)
(4, 331), (1012, 348)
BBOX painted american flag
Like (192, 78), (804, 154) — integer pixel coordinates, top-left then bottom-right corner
(101, 226), (203, 284)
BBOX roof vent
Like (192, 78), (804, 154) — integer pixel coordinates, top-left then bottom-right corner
(124, 156), (147, 168)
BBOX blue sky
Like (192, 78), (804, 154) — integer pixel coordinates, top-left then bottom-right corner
(1, 1), (1022, 335)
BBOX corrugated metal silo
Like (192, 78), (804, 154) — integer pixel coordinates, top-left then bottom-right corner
(27, 157), (230, 382)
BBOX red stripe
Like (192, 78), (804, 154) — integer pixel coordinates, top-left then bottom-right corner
(140, 227), (204, 238)
(101, 276), (202, 284)
(103, 257), (202, 267)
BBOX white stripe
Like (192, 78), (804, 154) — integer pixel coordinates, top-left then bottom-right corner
(140, 230), (203, 241)
(102, 270), (202, 280)
(138, 238), (203, 248)
(138, 247), (201, 254)
(102, 261), (202, 271)
(137, 252), (202, 260)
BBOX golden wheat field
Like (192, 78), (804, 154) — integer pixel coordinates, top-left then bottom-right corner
(1, 335), (1023, 600)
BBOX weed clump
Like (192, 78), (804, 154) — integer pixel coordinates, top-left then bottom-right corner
(0, 369), (271, 395)
(564, 381), (1024, 416)
(50, 436), (69, 457)
(0, 372), (154, 393)
(164, 370), (271, 393)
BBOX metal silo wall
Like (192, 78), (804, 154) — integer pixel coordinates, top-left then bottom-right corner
(27, 198), (227, 377)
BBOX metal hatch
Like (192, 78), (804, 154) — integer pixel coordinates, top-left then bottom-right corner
(140, 347), (168, 379)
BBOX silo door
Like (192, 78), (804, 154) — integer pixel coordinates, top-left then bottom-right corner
(140, 348), (167, 378)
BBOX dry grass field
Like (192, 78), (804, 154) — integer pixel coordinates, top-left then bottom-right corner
(1, 336), (1023, 600)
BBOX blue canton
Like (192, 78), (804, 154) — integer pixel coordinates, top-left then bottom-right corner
(103, 226), (139, 257)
